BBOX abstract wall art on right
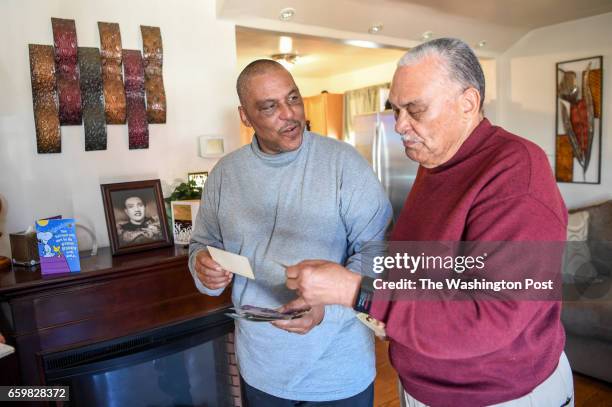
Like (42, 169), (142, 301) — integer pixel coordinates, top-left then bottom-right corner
(555, 56), (603, 184)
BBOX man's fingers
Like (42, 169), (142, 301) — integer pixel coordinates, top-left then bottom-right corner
(286, 277), (299, 291)
(271, 319), (309, 334)
(196, 267), (230, 280)
(283, 297), (310, 312)
(285, 260), (324, 279)
(195, 264), (227, 278)
(200, 274), (231, 284)
(285, 266), (300, 279)
(195, 267), (232, 290)
(199, 257), (223, 272)
(196, 251), (223, 271)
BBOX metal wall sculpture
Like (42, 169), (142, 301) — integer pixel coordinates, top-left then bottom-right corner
(123, 50), (149, 149)
(29, 19), (165, 153)
(29, 44), (62, 153)
(98, 22), (126, 124)
(78, 47), (107, 151)
(555, 56), (603, 184)
(141, 26), (166, 124)
(51, 18), (82, 125)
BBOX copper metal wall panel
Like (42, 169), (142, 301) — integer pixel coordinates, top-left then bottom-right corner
(29, 44), (61, 154)
(140, 26), (166, 124)
(51, 17), (82, 125)
(555, 134), (574, 182)
(123, 50), (149, 149)
(98, 22), (127, 124)
(78, 47), (107, 151)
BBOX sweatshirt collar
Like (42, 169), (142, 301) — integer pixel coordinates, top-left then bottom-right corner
(251, 130), (310, 167)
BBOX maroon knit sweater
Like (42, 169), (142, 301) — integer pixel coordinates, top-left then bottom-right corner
(370, 118), (568, 406)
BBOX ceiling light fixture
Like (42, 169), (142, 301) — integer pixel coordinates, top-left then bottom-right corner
(271, 53), (298, 69)
(279, 7), (295, 21)
(477, 40), (487, 48)
(344, 39), (381, 49)
(279, 36), (293, 54)
(368, 24), (383, 34)
(421, 31), (433, 41)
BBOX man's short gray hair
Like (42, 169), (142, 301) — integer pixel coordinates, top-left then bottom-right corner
(398, 38), (485, 111)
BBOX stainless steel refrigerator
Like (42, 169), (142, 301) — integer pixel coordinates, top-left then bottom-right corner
(353, 110), (420, 221)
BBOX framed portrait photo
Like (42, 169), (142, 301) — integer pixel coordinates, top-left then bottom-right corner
(101, 179), (172, 255)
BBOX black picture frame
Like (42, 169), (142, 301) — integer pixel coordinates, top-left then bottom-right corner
(101, 179), (172, 255)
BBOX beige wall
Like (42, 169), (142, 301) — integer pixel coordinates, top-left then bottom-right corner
(0, 0), (240, 255)
(497, 12), (612, 209)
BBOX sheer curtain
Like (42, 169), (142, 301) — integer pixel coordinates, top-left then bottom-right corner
(343, 83), (390, 143)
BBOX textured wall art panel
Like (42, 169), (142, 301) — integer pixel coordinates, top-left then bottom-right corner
(29, 44), (61, 154)
(141, 26), (166, 124)
(123, 49), (149, 149)
(51, 17), (82, 125)
(555, 56), (603, 184)
(78, 47), (107, 151)
(98, 22), (127, 124)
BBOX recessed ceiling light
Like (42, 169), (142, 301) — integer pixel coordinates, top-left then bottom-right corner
(279, 7), (295, 21)
(421, 31), (433, 41)
(368, 24), (383, 34)
(477, 40), (487, 48)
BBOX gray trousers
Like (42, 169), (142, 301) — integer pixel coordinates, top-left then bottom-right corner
(402, 352), (574, 407)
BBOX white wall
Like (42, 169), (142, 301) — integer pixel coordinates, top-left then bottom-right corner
(0, 0), (240, 256)
(497, 12), (612, 209)
(317, 61), (397, 94)
(292, 77), (329, 98)
(291, 61), (397, 98)
(480, 59), (498, 124)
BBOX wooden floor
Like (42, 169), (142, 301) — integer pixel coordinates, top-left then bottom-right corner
(374, 339), (612, 407)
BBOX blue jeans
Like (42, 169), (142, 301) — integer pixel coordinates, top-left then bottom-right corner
(241, 377), (374, 407)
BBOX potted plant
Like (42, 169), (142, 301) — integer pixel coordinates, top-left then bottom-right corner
(166, 180), (202, 246)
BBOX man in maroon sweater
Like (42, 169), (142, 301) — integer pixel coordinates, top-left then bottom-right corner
(281, 38), (573, 406)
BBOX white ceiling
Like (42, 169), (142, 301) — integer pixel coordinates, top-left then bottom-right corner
(236, 27), (407, 78)
(220, 0), (612, 54)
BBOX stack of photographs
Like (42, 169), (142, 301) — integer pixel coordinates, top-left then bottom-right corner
(226, 305), (309, 322)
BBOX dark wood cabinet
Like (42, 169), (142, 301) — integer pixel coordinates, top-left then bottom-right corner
(0, 246), (232, 386)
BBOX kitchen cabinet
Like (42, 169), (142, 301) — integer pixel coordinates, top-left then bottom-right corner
(303, 92), (344, 140)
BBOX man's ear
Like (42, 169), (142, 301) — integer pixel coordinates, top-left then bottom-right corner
(238, 106), (252, 128)
(460, 87), (481, 117)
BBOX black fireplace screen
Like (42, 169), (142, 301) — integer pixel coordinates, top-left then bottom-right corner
(42, 311), (237, 407)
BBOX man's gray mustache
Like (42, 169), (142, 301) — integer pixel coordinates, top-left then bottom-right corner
(279, 121), (301, 132)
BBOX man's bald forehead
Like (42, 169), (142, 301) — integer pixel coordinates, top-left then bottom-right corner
(236, 59), (289, 105)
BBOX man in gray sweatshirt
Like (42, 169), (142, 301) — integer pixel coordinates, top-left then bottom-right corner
(188, 59), (392, 406)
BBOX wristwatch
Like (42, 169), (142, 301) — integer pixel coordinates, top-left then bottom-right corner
(353, 275), (374, 313)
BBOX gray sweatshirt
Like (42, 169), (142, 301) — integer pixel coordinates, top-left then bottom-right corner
(188, 131), (392, 401)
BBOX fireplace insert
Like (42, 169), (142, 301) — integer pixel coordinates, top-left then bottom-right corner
(42, 310), (238, 407)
